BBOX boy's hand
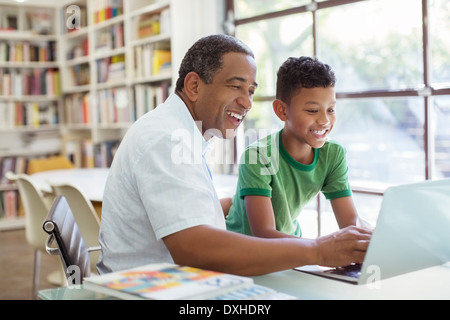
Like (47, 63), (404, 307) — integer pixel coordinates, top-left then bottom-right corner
(314, 225), (372, 267)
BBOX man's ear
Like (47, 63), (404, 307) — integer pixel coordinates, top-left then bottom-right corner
(273, 99), (288, 121)
(183, 72), (201, 102)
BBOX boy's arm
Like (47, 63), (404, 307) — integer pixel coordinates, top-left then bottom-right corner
(245, 195), (298, 239)
(330, 196), (359, 229)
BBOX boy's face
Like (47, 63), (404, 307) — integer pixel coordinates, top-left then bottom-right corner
(283, 86), (336, 149)
(195, 52), (257, 140)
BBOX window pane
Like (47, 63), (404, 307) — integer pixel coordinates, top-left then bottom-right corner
(433, 96), (450, 178)
(430, 0), (450, 86)
(320, 192), (383, 236)
(317, 0), (423, 92)
(242, 100), (283, 148)
(234, 0), (312, 20)
(236, 13), (313, 97)
(332, 97), (426, 187)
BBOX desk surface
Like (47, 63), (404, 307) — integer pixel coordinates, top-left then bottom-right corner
(31, 168), (237, 202)
(39, 263), (450, 300)
(31, 168), (109, 202)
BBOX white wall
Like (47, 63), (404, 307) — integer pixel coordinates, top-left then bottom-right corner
(170, 0), (225, 82)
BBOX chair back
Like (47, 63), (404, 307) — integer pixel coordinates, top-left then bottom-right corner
(49, 182), (101, 272)
(5, 172), (51, 251)
(49, 182), (100, 247)
(43, 196), (91, 285)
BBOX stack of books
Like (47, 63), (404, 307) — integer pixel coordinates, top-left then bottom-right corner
(83, 263), (296, 300)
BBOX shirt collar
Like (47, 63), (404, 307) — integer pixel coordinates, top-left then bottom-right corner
(170, 93), (211, 156)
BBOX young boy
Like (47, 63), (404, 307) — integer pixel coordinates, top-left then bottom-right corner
(226, 56), (363, 239)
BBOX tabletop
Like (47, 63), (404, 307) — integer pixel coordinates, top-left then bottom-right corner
(38, 262), (450, 300)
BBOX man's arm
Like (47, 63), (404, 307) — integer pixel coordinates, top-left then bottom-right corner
(163, 224), (371, 276)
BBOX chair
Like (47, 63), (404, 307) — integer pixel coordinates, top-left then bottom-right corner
(43, 195), (100, 286)
(27, 155), (74, 175)
(5, 172), (63, 299)
(48, 182), (101, 273)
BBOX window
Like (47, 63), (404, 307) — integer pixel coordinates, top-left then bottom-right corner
(226, 0), (450, 236)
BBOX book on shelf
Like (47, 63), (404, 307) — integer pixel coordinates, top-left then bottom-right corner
(1, 190), (19, 218)
(0, 68), (60, 97)
(134, 44), (171, 78)
(63, 92), (91, 125)
(70, 63), (90, 86)
(137, 13), (160, 39)
(96, 54), (125, 84)
(63, 138), (120, 168)
(0, 40), (57, 63)
(134, 82), (170, 119)
(95, 23), (124, 53)
(0, 101), (58, 128)
(83, 263), (295, 300)
(93, 0), (123, 24)
(66, 38), (89, 60)
(96, 87), (133, 125)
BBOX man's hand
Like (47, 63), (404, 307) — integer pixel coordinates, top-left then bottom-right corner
(314, 226), (372, 267)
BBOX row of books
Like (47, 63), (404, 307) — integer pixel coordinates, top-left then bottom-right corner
(63, 87), (134, 126)
(95, 23), (124, 53)
(65, 138), (120, 169)
(63, 92), (91, 125)
(96, 87), (133, 124)
(26, 10), (53, 35)
(70, 63), (90, 86)
(0, 40), (57, 63)
(96, 54), (125, 84)
(134, 82), (170, 119)
(0, 156), (27, 185)
(0, 101), (59, 128)
(137, 8), (170, 40)
(62, 83), (170, 126)
(0, 190), (21, 219)
(92, 0), (124, 24)
(134, 44), (171, 79)
(0, 68), (61, 97)
(66, 37), (89, 60)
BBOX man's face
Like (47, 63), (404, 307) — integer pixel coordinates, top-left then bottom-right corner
(195, 52), (258, 140)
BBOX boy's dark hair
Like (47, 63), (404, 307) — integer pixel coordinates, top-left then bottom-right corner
(276, 56), (336, 104)
(175, 34), (255, 92)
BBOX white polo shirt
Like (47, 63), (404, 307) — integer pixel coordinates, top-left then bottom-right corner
(97, 93), (225, 274)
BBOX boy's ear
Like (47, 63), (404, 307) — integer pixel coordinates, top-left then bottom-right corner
(183, 71), (201, 102)
(273, 99), (288, 121)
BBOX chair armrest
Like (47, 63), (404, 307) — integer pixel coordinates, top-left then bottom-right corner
(44, 234), (60, 256)
(87, 246), (101, 253)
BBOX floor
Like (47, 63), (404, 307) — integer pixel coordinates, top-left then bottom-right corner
(0, 228), (61, 300)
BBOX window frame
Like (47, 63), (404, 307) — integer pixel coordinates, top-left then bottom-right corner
(225, 0), (450, 235)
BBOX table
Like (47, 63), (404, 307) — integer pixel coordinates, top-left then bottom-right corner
(31, 168), (109, 202)
(30, 168), (238, 201)
(38, 262), (450, 300)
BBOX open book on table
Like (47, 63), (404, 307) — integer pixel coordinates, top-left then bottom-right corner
(83, 263), (295, 300)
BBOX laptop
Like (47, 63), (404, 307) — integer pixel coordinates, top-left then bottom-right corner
(295, 178), (450, 285)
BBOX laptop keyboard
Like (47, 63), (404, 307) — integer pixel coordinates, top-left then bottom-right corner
(325, 263), (362, 279)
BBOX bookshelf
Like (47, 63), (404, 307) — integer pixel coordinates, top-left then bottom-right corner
(0, 0), (223, 230)
(59, 0), (174, 168)
(0, 3), (62, 229)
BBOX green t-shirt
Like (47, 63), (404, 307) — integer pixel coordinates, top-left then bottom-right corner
(225, 130), (352, 237)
